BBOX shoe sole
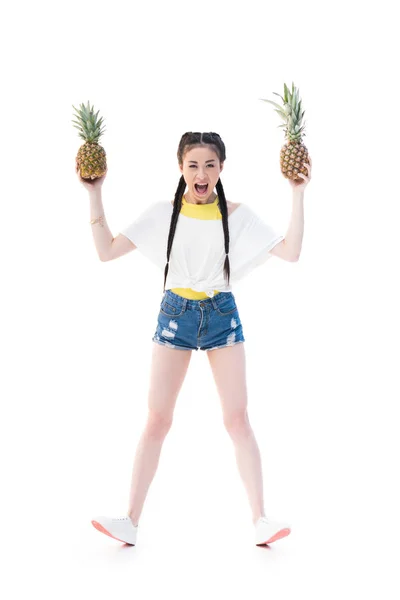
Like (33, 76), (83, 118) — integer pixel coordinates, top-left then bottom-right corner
(256, 527), (291, 545)
(91, 520), (136, 545)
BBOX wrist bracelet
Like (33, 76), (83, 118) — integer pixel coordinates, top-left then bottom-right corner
(90, 215), (104, 227)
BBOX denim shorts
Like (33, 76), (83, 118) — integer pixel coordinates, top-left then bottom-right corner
(152, 290), (246, 351)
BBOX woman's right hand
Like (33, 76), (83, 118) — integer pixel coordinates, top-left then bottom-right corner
(75, 161), (108, 192)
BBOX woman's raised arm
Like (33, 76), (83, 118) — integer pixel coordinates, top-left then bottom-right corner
(76, 164), (136, 261)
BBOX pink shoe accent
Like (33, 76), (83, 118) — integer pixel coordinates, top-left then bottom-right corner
(256, 526), (291, 545)
(91, 520), (135, 545)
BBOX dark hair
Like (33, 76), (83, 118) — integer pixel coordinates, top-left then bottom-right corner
(163, 131), (230, 292)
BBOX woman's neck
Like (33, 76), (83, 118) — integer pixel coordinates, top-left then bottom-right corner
(183, 192), (217, 205)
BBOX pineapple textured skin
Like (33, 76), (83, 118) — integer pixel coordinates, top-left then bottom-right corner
(280, 139), (309, 181)
(76, 142), (107, 180)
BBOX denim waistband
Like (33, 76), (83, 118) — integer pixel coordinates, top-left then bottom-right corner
(163, 289), (234, 310)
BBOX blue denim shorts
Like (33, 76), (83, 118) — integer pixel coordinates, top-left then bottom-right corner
(152, 290), (246, 351)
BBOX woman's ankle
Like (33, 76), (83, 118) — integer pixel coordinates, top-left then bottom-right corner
(252, 513), (266, 525)
(127, 513), (139, 527)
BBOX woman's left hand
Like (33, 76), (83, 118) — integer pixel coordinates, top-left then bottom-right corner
(288, 156), (312, 191)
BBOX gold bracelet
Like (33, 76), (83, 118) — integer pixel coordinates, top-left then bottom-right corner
(90, 215), (104, 227)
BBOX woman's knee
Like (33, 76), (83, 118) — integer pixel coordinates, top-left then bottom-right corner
(145, 408), (173, 438)
(223, 409), (250, 437)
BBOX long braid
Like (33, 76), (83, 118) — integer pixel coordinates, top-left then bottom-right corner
(163, 131), (230, 292)
(216, 178), (230, 284)
(163, 174), (186, 292)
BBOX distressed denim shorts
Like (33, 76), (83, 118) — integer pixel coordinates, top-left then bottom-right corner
(152, 289), (246, 351)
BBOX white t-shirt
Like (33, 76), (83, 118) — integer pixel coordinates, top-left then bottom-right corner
(120, 200), (284, 298)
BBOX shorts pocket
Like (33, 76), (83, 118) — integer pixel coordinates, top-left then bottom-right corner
(160, 298), (185, 317)
(215, 295), (238, 316)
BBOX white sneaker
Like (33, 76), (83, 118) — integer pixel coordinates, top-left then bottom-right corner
(91, 516), (138, 545)
(255, 516), (291, 545)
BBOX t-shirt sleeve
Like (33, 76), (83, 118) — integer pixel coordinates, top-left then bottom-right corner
(119, 202), (168, 270)
(230, 205), (284, 282)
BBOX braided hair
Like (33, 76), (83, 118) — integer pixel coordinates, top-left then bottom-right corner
(163, 132), (230, 292)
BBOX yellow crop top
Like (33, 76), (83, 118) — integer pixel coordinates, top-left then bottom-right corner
(170, 195), (222, 300)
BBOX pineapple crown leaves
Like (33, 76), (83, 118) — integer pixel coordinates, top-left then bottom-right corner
(259, 81), (306, 138)
(72, 101), (106, 143)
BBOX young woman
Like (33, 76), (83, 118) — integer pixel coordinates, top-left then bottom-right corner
(77, 131), (311, 546)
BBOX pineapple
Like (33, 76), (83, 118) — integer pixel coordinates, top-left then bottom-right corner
(261, 82), (310, 182)
(72, 101), (107, 180)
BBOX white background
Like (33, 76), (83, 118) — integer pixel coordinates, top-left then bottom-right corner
(1, 0), (399, 597)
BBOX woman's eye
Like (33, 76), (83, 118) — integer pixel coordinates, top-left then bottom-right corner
(189, 165), (214, 168)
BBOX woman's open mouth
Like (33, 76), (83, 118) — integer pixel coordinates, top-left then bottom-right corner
(195, 184), (208, 195)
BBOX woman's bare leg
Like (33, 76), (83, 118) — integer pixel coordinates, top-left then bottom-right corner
(207, 342), (266, 524)
(127, 343), (192, 526)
